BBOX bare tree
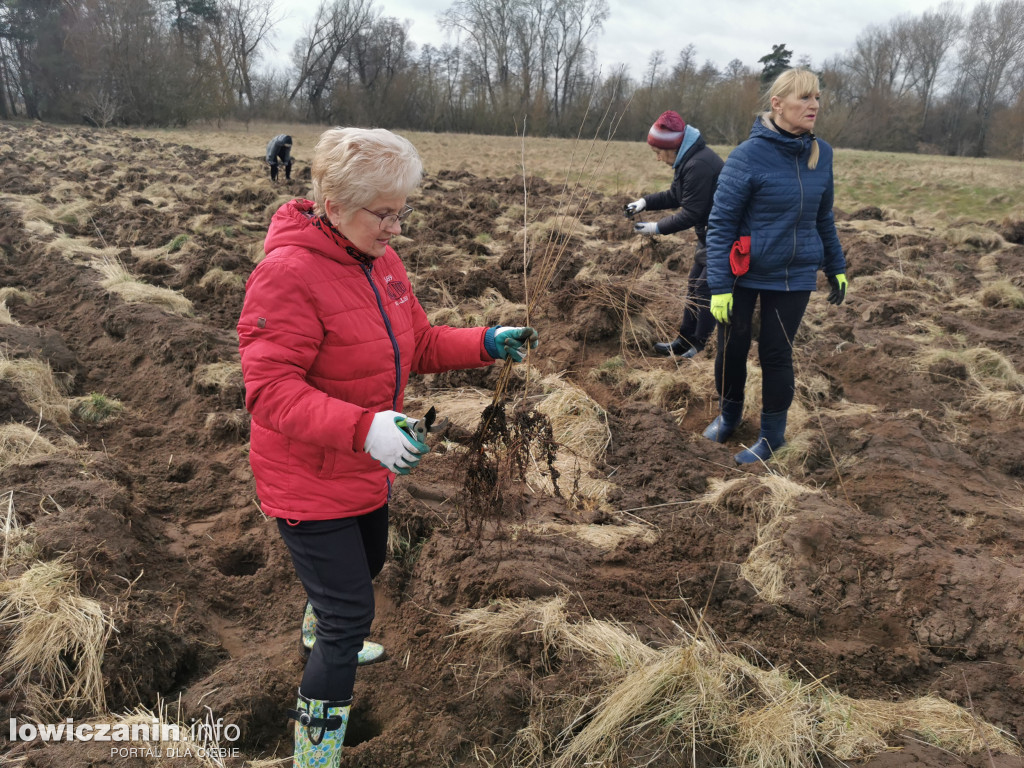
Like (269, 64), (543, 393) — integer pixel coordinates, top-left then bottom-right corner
(905, 2), (962, 133)
(957, 0), (1024, 155)
(706, 60), (759, 144)
(290, 0), (376, 122)
(543, 0), (607, 128)
(441, 0), (518, 114)
(840, 19), (919, 149)
(221, 0), (280, 118)
(339, 15), (414, 124)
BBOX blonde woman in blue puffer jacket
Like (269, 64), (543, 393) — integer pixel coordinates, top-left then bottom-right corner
(703, 68), (848, 464)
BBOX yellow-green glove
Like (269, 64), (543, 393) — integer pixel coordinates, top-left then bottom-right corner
(827, 273), (848, 305)
(710, 293), (733, 324)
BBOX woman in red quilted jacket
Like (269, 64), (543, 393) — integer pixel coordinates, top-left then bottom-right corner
(237, 127), (538, 768)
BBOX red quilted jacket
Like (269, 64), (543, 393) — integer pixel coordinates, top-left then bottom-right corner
(238, 199), (493, 520)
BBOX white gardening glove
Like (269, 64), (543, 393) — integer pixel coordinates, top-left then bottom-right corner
(623, 198), (647, 218)
(633, 221), (659, 235)
(363, 411), (429, 475)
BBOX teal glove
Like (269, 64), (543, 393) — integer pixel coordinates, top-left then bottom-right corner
(486, 326), (539, 362)
(710, 293), (733, 324)
(827, 273), (848, 305)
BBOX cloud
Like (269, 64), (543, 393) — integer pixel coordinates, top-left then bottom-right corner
(265, 0), (978, 78)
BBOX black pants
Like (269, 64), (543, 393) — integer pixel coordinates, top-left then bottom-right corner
(714, 286), (810, 414)
(276, 505), (389, 701)
(269, 160), (292, 181)
(678, 245), (714, 350)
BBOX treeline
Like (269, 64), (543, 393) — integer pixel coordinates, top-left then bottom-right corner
(1, 0), (1022, 157)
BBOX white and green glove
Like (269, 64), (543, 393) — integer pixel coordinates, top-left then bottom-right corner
(485, 326), (539, 362)
(363, 410), (429, 475)
(623, 198), (646, 217)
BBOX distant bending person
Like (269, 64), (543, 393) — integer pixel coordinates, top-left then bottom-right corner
(266, 134), (293, 181)
(625, 110), (724, 359)
(703, 68), (848, 464)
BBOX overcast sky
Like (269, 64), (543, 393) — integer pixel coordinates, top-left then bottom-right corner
(264, 0), (978, 77)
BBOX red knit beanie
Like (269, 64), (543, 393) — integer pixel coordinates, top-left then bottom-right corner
(647, 110), (686, 149)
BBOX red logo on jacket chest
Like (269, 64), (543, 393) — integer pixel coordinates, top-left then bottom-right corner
(384, 279), (408, 301)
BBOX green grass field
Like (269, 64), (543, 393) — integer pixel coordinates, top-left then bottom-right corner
(122, 122), (1024, 225)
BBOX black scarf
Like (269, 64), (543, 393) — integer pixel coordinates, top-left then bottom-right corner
(311, 214), (375, 266)
(770, 117), (815, 142)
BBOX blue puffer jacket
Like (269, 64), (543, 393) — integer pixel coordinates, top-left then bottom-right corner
(706, 116), (846, 294)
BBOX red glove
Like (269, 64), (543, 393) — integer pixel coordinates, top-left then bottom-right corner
(730, 236), (751, 276)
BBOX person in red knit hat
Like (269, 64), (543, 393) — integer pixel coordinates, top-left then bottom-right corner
(625, 110), (724, 359)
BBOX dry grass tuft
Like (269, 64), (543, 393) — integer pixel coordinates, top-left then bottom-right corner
(505, 370), (615, 509)
(94, 696), (246, 768)
(698, 475), (821, 603)
(1, 491), (32, 572)
(204, 410), (249, 440)
(917, 346), (1024, 417)
(699, 474), (814, 523)
(853, 268), (940, 295)
(457, 287), (528, 327)
(945, 226), (1004, 252)
(452, 596), (1021, 767)
(0, 301), (18, 325)
(532, 372), (611, 464)
(0, 352), (72, 424)
(71, 393), (125, 424)
(514, 214), (595, 249)
(427, 306), (465, 326)
(599, 362), (711, 414)
(738, 515), (793, 604)
(199, 267), (246, 294)
(96, 257), (194, 316)
(194, 361), (243, 392)
(976, 279), (1024, 309)
(0, 423), (63, 473)
(0, 286), (35, 307)
(0, 558), (113, 716)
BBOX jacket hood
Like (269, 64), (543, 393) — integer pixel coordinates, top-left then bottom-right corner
(263, 198), (379, 266)
(749, 115), (814, 157)
(673, 125), (704, 168)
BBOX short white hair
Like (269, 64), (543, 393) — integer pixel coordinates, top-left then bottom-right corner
(311, 128), (423, 215)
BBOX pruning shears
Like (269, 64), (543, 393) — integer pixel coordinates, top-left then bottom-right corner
(398, 406), (449, 442)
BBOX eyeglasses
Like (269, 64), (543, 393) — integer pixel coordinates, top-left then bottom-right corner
(361, 205), (414, 230)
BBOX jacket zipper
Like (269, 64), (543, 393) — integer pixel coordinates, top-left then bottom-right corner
(363, 264), (401, 494)
(788, 149), (805, 291)
(362, 265), (402, 409)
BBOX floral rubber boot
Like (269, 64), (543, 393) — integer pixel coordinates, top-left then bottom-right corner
(301, 601), (386, 665)
(288, 690), (350, 768)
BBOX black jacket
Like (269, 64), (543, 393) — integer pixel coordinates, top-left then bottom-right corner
(643, 131), (724, 246)
(266, 134), (293, 165)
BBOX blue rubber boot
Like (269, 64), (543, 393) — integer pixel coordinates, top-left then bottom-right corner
(734, 410), (787, 464)
(289, 690), (350, 768)
(301, 602), (386, 665)
(702, 399), (743, 443)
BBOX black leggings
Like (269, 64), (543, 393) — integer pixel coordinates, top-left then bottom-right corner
(678, 247), (714, 350)
(276, 505), (389, 701)
(714, 286), (809, 413)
